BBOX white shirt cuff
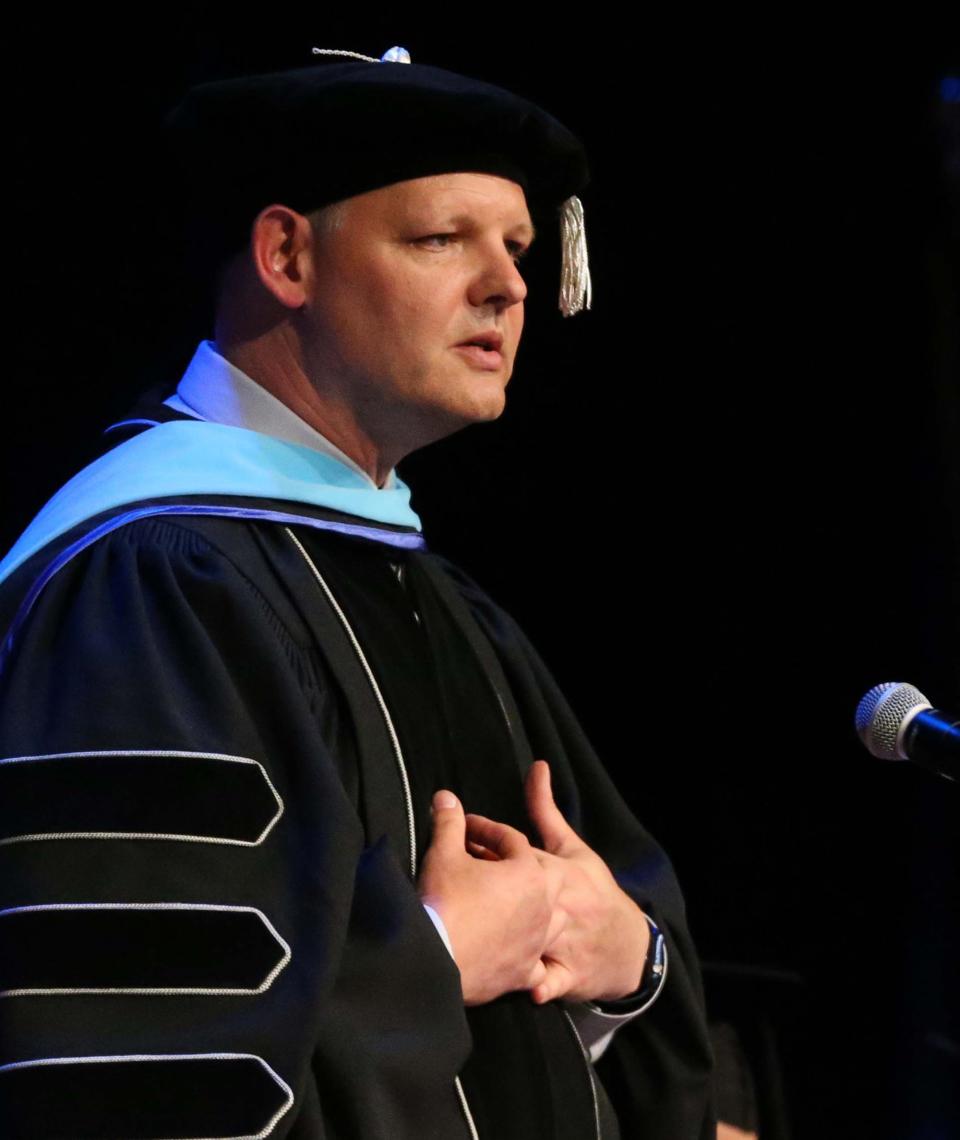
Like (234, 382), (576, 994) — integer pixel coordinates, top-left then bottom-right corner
(422, 903), (456, 961)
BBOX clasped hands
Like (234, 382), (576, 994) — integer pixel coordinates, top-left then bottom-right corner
(418, 760), (651, 1007)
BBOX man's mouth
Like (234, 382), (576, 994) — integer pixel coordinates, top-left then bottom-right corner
(454, 332), (505, 369)
(459, 332), (503, 352)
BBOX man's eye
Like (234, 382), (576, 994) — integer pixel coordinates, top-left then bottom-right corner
(417, 234), (454, 249)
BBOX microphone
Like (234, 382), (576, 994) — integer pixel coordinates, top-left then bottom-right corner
(855, 682), (959, 782)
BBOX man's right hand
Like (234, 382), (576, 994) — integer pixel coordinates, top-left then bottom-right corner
(418, 789), (564, 1006)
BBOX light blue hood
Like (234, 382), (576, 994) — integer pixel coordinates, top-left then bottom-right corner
(0, 420), (422, 585)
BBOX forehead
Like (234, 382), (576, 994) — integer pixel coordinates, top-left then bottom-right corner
(341, 172), (533, 230)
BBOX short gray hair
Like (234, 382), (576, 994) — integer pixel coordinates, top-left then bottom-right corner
(308, 200), (348, 240)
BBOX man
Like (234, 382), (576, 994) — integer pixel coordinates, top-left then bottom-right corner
(0, 52), (713, 1138)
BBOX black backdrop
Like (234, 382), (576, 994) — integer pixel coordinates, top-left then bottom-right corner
(4, 14), (958, 1139)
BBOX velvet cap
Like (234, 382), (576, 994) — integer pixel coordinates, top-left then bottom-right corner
(166, 54), (589, 271)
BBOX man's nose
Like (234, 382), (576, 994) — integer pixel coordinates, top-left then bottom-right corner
(468, 245), (528, 311)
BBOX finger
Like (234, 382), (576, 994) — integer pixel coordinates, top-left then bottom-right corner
(525, 761), (578, 855)
(464, 813), (531, 859)
(543, 902), (568, 949)
(427, 789), (466, 855)
(532, 849), (566, 908)
(466, 840), (501, 862)
(527, 958), (547, 990)
(530, 959), (574, 1005)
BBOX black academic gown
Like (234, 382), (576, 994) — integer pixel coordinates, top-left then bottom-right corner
(0, 418), (713, 1140)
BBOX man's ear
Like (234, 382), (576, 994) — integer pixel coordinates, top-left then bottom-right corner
(249, 204), (315, 309)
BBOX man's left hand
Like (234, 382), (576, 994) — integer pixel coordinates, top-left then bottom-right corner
(522, 760), (651, 1005)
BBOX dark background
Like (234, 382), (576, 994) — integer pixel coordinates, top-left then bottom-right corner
(4, 13), (958, 1139)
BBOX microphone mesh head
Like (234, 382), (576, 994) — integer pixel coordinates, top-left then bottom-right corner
(855, 681), (931, 760)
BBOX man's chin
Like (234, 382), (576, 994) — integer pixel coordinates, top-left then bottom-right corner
(459, 387), (508, 426)
(414, 391), (508, 450)
(435, 370), (510, 428)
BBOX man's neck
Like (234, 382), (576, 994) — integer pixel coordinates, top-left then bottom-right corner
(215, 332), (395, 488)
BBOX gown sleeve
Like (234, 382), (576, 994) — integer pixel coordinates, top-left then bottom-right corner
(0, 517), (473, 1140)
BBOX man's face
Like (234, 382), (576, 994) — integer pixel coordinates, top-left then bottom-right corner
(301, 172), (533, 456)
